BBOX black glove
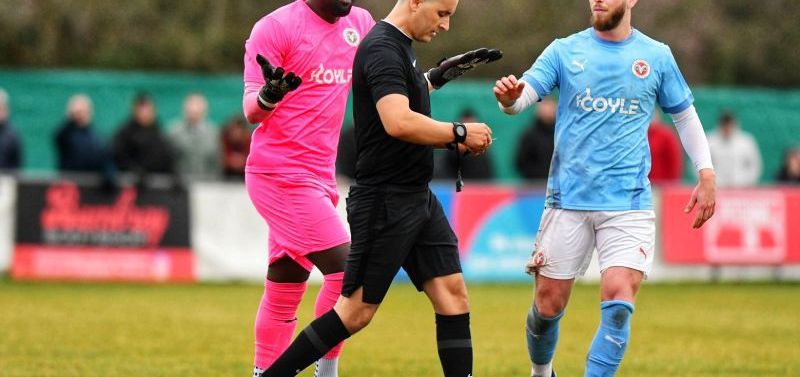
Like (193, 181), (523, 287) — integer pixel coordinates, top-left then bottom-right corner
(256, 54), (302, 110)
(426, 48), (503, 89)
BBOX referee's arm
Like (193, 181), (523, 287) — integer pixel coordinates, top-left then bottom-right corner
(376, 94), (491, 152)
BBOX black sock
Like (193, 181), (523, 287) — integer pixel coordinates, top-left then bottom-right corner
(436, 313), (473, 377)
(263, 310), (351, 377)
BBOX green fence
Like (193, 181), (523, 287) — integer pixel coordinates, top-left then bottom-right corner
(2, 69), (799, 182)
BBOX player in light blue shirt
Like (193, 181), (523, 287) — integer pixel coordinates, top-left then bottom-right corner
(494, 0), (717, 376)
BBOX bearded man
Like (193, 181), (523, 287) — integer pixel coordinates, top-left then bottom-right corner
(493, 0), (717, 375)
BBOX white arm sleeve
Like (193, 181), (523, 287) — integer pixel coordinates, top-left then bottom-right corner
(671, 105), (714, 172)
(498, 83), (540, 115)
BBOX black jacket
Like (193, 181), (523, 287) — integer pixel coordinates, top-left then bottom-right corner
(112, 118), (174, 174)
(0, 121), (21, 170)
(515, 118), (555, 180)
(55, 120), (110, 173)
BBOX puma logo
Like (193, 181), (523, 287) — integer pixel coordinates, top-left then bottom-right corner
(571, 59), (587, 72)
(604, 334), (625, 349)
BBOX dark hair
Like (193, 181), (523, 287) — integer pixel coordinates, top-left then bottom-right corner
(133, 92), (153, 106)
(225, 114), (248, 128)
(718, 110), (736, 125)
(459, 108), (476, 120)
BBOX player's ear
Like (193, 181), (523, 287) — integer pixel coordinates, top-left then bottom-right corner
(408, 0), (424, 13)
(628, 0), (638, 10)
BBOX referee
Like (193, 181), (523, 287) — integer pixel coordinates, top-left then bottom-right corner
(260, 1), (501, 376)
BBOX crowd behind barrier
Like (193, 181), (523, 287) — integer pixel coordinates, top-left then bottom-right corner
(1, 174), (799, 283)
(1, 70), (800, 184)
(1, 70), (800, 283)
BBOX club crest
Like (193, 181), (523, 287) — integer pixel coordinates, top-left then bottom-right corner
(343, 28), (360, 47)
(632, 59), (650, 79)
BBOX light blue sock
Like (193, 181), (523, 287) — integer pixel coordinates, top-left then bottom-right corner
(585, 300), (635, 377)
(526, 303), (564, 366)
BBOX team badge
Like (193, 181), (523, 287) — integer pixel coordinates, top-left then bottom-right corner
(343, 28), (360, 47)
(532, 250), (547, 267)
(632, 59), (650, 79)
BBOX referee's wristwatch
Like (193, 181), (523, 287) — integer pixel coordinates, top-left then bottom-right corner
(450, 122), (468, 193)
(452, 122), (467, 144)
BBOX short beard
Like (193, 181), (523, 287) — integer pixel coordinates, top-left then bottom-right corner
(591, 2), (626, 32)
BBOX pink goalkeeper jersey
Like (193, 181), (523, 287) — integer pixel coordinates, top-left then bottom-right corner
(243, 0), (375, 183)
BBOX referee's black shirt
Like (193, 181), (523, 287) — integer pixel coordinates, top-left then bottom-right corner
(352, 21), (433, 187)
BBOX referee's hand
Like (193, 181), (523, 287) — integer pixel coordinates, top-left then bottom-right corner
(463, 123), (493, 154)
(256, 54), (302, 110)
(427, 48), (503, 89)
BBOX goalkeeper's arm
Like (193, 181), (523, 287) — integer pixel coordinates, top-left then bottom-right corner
(243, 54), (302, 124)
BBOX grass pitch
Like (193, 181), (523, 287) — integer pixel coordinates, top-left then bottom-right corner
(0, 279), (798, 376)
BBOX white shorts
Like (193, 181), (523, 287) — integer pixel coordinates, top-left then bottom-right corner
(526, 208), (656, 279)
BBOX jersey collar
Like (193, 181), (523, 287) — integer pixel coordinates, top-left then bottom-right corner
(589, 27), (638, 47)
(382, 19), (413, 43)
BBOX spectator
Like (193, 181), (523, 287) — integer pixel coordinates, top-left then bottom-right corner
(220, 115), (252, 180)
(168, 93), (220, 179)
(776, 147), (800, 184)
(335, 123), (357, 181)
(433, 108), (495, 181)
(54, 94), (113, 174)
(0, 88), (22, 170)
(707, 111), (762, 187)
(647, 112), (683, 185)
(515, 97), (556, 181)
(112, 93), (175, 176)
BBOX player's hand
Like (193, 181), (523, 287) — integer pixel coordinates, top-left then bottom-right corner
(256, 54), (302, 110)
(463, 122), (493, 154)
(494, 75), (525, 108)
(685, 169), (716, 229)
(426, 48), (503, 89)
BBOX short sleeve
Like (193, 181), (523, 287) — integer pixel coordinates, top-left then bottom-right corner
(355, 7), (376, 36)
(364, 42), (408, 103)
(657, 47), (694, 114)
(521, 40), (561, 98)
(243, 17), (290, 86)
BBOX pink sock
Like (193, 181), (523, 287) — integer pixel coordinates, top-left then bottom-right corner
(254, 279), (307, 369)
(315, 272), (345, 359)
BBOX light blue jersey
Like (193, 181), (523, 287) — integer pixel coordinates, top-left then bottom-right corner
(523, 28), (693, 210)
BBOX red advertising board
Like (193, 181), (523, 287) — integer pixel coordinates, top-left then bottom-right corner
(12, 180), (194, 282)
(661, 187), (800, 265)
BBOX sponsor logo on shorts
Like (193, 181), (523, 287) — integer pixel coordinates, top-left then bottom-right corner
(343, 28), (360, 47)
(532, 249), (547, 267)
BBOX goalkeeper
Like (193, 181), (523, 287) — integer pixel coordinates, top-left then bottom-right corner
(258, 1), (500, 376)
(242, 1), (374, 376)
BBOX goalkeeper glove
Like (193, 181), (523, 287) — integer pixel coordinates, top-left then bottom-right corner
(256, 54), (302, 110)
(426, 48), (503, 89)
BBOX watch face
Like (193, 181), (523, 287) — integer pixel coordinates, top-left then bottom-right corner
(456, 126), (466, 137)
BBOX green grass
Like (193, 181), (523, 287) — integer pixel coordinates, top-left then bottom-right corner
(1, 280), (798, 376)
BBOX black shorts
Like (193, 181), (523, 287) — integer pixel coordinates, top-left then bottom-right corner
(341, 184), (461, 304)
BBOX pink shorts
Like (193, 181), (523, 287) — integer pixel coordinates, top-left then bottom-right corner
(246, 173), (350, 272)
